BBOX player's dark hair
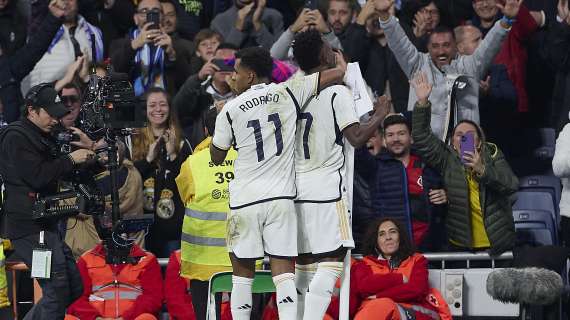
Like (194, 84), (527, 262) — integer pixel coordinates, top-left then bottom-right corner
(292, 29), (324, 72)
(235, 47), (273, 81)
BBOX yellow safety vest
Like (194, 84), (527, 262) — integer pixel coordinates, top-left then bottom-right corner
(179, 143), (237, 281)
(0, 240), (9, 308)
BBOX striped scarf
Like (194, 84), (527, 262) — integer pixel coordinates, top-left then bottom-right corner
(131, 28), (165, 96)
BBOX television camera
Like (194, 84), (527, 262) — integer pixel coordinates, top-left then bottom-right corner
(33, 70), (151, 264)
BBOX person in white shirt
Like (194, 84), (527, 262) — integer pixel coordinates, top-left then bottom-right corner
(291, 29), (388, 320)
(210, 46), (346, 320)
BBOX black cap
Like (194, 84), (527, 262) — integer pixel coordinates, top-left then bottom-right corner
(25, 84), (69, 119)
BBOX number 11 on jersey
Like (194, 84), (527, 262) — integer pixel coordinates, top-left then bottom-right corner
(247, 112), (283, 162)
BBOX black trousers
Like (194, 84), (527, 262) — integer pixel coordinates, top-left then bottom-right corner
(11, 230), (83, 320)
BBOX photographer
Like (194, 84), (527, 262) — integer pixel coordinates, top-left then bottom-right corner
(0, 83), (95, 319)
(110, 0), (191, 97)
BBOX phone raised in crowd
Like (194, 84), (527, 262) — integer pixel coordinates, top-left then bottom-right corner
(146, 9), (160, 30)
(304, 0), (318, 10)
(212, 59), (234, 72)
(460, 132), (475, 164)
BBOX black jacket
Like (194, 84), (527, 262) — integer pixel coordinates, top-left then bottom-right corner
(0, 12), (62, 123)
(0, 0), (27, 57)
(547, 20), (570, 134)
(0, 119), (75, 239)
(134, 140), (192, 255)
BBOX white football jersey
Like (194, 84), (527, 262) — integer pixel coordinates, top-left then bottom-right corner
(295, 84), (358, 202)
(213, 73), (320, 209)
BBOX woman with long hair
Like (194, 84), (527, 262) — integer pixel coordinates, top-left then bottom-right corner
(328, 218), (451, 320)
(130, 87), (192, 258)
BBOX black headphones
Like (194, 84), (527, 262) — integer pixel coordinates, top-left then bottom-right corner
(24, 82), (54, 107)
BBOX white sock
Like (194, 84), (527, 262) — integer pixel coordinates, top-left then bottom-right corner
(295, 263), (317, 320)
(273, 272), (297, 320)
(303, 261), (344, 320)
(231, 275), (253, 320)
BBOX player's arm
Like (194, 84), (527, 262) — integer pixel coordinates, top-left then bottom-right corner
(210, 144), (229, 165)
(343, 96), (391, 147)
(210, 110), (233, 165)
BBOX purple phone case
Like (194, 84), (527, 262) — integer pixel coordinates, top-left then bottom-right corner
(460, 132), (475, 164)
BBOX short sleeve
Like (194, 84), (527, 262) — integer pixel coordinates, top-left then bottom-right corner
(333, 86), (359, 131)
(284, 72), (319, 106)
(212, 111), (233, 150)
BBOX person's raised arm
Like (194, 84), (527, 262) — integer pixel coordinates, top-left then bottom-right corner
(343, 96), (391, 147)
(411, 72), (450, 173)
(458, 0), (521, 78)
(376, 0), (422, 77)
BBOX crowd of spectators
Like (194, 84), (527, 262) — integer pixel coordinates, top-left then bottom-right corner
(1, 0), (570, 318)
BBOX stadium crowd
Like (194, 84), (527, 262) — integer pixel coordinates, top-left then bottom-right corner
(0, 0), (570, 319)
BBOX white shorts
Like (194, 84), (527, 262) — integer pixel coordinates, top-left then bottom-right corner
(226, 199), (297, 259)
(296, 197), (354, 255)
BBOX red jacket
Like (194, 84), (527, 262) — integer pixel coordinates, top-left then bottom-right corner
(328, 253), (443, 319)
(475, 5), (538, 113)
(67, 244), (164, 320)
(165, 250), (196, 320)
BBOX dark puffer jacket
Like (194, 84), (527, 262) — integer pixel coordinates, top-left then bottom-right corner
(412, 102), (518, 255)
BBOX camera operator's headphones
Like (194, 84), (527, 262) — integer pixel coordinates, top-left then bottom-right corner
(24, 83), (55, 107)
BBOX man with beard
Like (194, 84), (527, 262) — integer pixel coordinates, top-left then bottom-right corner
(26, 0), (103, 88)
(376, 0), (522, 141)
(372, 114), (447, 250)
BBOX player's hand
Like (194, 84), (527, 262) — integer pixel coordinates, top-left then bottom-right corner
(334, 50), (347, 73)
(429, 189), (448, 205)
(357, 0), (378, 25)
(290, 8), (311, 33)
(371, 95), (391, 122)
(131, 23), (162, 50)
(69, 148), (96, 164)
(252, 0), (266, 31)
(463, 150), (484, 175)
(49, 0), (67, 18)
(236, 2), (255, 31)
(497, 0), (522, 19)
(198, 60), (220, 81)
(308, 10), (331, 34)
(411, 71), (432, 105)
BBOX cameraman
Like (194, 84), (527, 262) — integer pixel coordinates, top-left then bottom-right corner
(0, 83), (95, 319)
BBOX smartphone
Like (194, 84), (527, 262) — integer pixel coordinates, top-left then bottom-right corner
(146, 9), (160, 30)
(212, 59), (234, 72)
(460, 132), (475, 164)
(304, 0), (318, 10)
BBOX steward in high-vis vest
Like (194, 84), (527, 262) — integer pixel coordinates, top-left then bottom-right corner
(65, 243), (164, 320)
(165, 250), (233, 320)
(176, 132), (236, 320)
(0, 239), (9, 309)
